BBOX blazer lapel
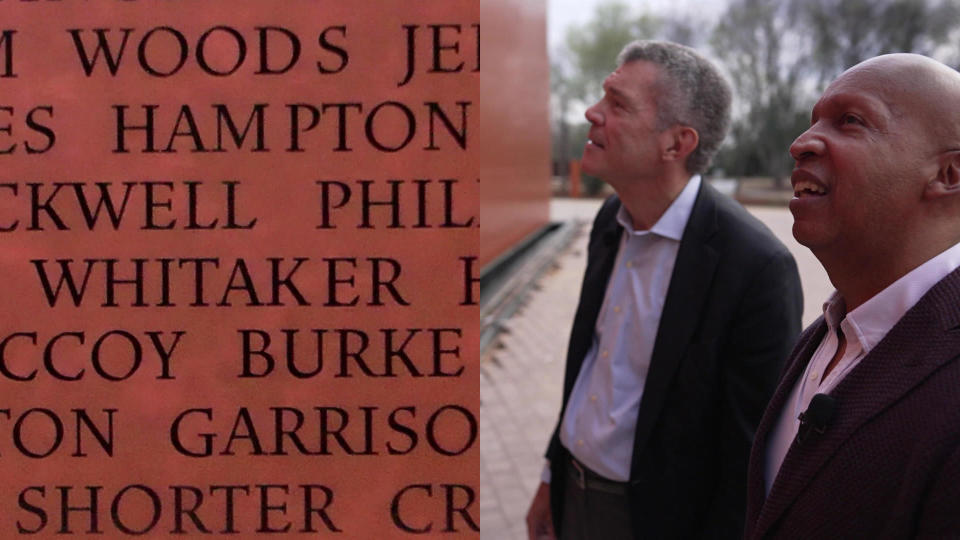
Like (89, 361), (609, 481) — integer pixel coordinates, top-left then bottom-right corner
(745, 319), (827, 532)
(630, 183), (720, 472)
(563, 197), (623, 396)
(752, 269), (960, 537)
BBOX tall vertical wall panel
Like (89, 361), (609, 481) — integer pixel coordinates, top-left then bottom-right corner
(479, 0), (552, 268)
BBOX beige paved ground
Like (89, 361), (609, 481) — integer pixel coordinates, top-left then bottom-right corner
(479, 198), (831, 539)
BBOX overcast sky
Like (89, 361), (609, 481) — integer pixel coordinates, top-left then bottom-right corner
(548, 0), (728, 54)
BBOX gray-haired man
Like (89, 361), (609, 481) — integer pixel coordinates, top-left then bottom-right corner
(526, 41), (802, 539)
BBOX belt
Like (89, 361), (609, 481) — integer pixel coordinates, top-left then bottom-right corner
(566, 455), (629, 496)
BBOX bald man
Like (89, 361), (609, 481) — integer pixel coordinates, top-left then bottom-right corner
(744, 53), (960, 538)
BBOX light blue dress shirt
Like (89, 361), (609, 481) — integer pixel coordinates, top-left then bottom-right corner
(557, 175), (701, 482)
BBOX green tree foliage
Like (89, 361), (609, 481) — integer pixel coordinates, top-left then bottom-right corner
(711, 0), (806, 183)
(711, 0), (960, 180)
(551, 0), (960, 183)
(795, 0), (960, 85)
(563, 2), (660, 106)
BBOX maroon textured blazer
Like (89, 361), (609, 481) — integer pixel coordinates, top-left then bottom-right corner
(744, 267), (960, 539)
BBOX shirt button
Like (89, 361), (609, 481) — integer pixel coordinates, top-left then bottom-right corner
(626, 261), (633, 268)
(613, 306), (621, 313)
(577, 439), (584, 446)
(601, 350), (609, 358)
(590, 395), (597, 402)
(810, 372), (819, 381)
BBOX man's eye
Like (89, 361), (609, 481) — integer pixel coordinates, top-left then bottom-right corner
(841, 113), (864, 126)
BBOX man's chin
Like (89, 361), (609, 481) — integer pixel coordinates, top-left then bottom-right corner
(580, 161), (600, 179)
(791, 222), (828, 250)
(791, 222), (809, 244)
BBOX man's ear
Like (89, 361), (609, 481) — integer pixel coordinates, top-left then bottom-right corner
(925, 150), (960, 199)
(660, 126), (699, 164)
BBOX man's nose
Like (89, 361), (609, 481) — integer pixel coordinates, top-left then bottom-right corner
(585, 103), (603, 125)
(789, 126), (825, 162)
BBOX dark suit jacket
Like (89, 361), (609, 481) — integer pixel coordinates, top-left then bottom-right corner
(745, 268), (960, 539)
(547, 183), (803, 539)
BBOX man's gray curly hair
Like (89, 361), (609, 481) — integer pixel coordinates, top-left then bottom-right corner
(617, 40), (732, 174)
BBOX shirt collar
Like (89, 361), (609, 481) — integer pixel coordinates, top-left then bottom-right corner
(615, 174), (701, 241)
(823, 240), (960, 354)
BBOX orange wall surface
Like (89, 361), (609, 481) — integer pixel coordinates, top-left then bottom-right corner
(479, 0), (551, 268)
(0, 3), (478, 537)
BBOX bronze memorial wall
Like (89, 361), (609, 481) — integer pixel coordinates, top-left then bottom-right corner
(0, 1), (478, 537)
(478, 0), (551, 269)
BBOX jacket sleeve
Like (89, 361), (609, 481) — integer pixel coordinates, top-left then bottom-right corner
(700, 249), (803, 538)
(915, 436), (960, 537)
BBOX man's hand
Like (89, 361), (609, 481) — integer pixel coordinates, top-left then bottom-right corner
(526, 482), (556, 540)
